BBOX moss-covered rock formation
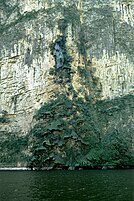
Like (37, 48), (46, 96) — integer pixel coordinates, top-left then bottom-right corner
(0, 131), (28, 167)
(29, 95), (134, 169)
(0, 0), (134, 168)
(28, 58), (134, 169)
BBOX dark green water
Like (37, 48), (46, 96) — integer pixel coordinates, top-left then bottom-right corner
(0, 170), (134, 201)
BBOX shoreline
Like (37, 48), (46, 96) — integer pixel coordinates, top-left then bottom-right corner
(0, 166), (134, 171)
(0, 167), (30, 171)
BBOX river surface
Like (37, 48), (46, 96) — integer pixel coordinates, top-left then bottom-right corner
(0, 170), (134, 201)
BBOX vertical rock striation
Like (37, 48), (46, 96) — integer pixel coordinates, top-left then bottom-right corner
(0, 0), (134, 168)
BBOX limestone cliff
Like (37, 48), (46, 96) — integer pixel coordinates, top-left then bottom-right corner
(0, 0), (134, 168)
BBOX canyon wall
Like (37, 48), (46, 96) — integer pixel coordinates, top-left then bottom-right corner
(0, 0), (134, 168)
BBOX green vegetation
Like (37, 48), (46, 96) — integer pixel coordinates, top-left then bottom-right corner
(28, 29), (134, 169)
(28, 94), (100, 169)
(29, 91), (134, 169)
(0, 132), (28, 165)
(1, 1), (133, 61)
(0, 1), (134, 169)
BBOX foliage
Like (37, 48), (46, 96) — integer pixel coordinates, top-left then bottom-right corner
(0, 132), (28, 164)
(29, 89), (134, 169)
(29, 91), (100, 169)
(28, 19), (134, 169)
(0, 1), (134, 169)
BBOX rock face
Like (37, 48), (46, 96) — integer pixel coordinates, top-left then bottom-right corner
(0, 0), (134, 168)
